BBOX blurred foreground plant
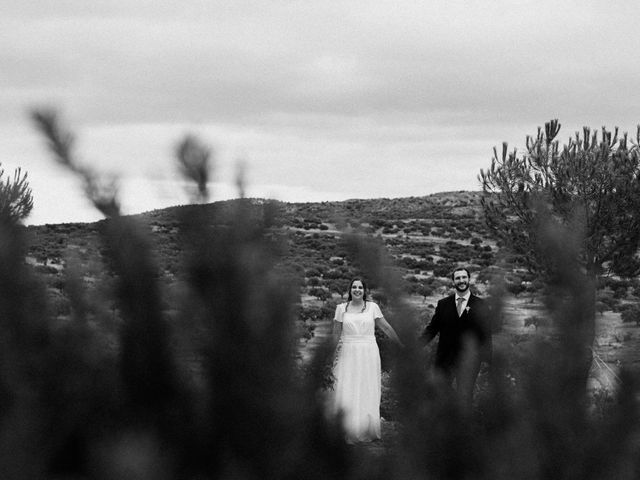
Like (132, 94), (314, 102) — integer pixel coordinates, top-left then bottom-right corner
(22, 109), (351, 479)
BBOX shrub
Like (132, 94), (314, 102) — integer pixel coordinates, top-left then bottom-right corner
(523, 315), (551, 328)
(308, 286), (330, 301)
(432, 264), (453, 278)
(417, 284), (434, 299)
(598, 289), (617, 310)
(505, 280), (526, 296)
(306, 276), (322, 286)
(620, 304), (640, 325)
(613, 285), (629, 299)
(304, 267), (322, 278)
(33, 264), (59, 275)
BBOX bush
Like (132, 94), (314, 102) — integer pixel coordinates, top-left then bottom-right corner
(417, 284), (434, 299)
(34, 264), (60, 275)
(598, 289), (617, 310)
(306, 276), (322, 286)
(505, 280), (526, 296)
(621, 304), (640, 325)
(523, 315), (550, 328)
(614, 285), (629, 299)
(305, 267), (322, 278)
(433, 264), (453, 278)
(308, 286), (331, 301)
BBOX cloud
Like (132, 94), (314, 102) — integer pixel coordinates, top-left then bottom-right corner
(2, 0), (640, 224)
(4, 0), (639, 128)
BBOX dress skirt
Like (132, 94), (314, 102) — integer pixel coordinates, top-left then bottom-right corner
(332, 334), (382, 442)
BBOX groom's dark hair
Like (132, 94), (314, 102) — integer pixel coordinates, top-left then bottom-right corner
(451, 267), (471, 280)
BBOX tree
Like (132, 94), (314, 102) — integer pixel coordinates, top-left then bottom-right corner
(327, 279), (348, 298)
(0, 166), (33, 223)
(479, 119), (640, 391)
(308, 286), (330, 302)
(417, 284), (433, 302)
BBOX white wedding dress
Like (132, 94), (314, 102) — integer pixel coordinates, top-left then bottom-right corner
(332, 302), (382, 443)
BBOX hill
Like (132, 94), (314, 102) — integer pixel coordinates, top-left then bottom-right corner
(24, 191), (505, 318)
(23, 190), (640, 370)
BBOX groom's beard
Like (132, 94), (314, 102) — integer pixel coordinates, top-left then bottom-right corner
(455, 283), (469, 293)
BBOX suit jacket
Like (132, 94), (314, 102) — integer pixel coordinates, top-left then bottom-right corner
(422, 292), (492, 369)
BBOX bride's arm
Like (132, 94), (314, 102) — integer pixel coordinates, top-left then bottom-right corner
(331, 303), (343, 347)
(332, 320), (342, 339)
(375, 316), (403, 347)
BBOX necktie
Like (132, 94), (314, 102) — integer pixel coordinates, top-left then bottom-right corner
(456, 297), (465, 316)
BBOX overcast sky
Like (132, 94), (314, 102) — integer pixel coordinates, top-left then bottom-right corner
(2, 1), (640, 225)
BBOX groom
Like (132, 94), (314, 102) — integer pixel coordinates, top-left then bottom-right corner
(422, 267), (492, 407)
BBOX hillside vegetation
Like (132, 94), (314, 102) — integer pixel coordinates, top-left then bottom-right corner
(25, 190), (640, 339)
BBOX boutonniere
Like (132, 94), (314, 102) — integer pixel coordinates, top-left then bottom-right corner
(465, 306), (471, 313)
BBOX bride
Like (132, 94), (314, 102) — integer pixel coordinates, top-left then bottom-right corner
(331, 278), (403, 443)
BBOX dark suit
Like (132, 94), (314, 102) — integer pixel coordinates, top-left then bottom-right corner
(422, 292), (492, 404)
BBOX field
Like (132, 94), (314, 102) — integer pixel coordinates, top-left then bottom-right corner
(26, 191), (640, 390)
